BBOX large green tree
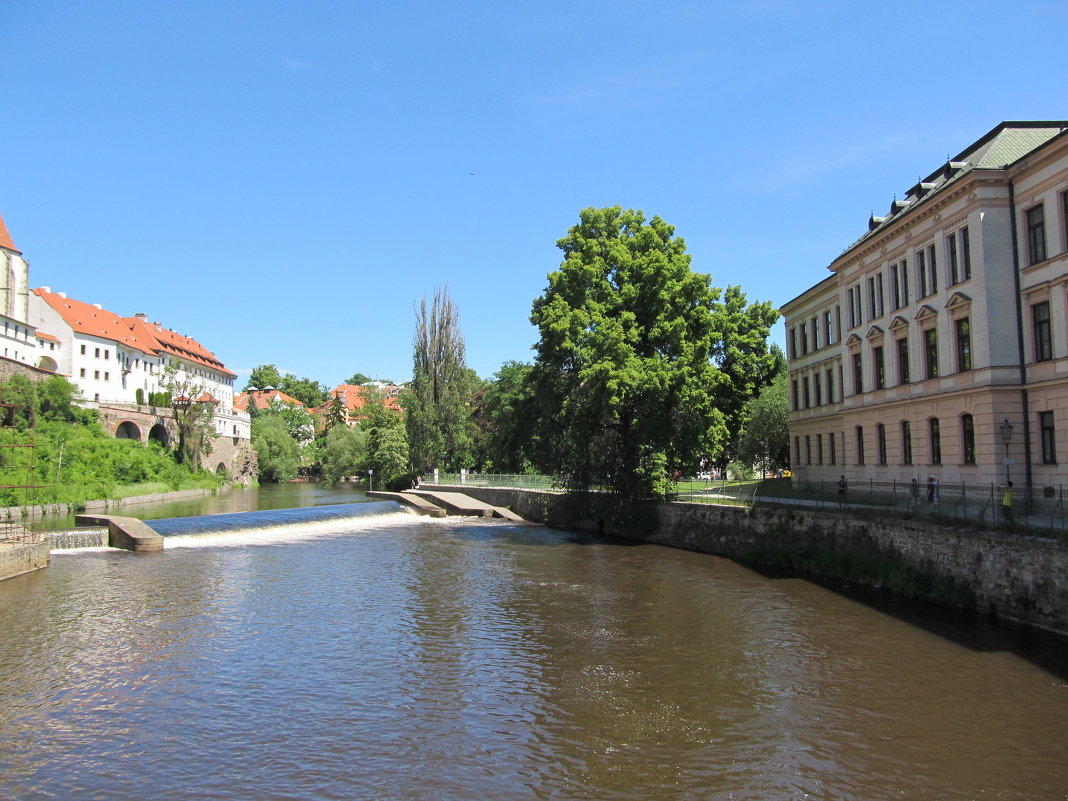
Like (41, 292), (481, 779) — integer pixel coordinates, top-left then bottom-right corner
(319, 424), (366, 486)
(251, 415), (300, 483)
(528, 206), (738, 501)
(405, 287), (475, 473)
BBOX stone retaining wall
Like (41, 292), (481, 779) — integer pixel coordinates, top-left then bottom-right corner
(433, 485), (1068, 637)
(0, 541), (49, 581)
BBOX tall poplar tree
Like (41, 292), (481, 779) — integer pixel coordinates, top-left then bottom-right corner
(405, 287), (474, 473)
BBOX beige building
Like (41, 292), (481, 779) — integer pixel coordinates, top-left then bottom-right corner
(782, 121), (1068, 494)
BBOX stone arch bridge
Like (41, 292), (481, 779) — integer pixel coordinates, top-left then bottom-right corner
(94, 401), (253, 480)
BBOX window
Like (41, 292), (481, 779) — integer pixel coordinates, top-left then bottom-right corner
(79, 368), (86, 378)
(926, 245), (938, 294)
(829, 432), (837, 465)
(93, 370), (99, 379)
(80, 344), (86, 355)
(955, 318), (972, 371)
(877, 423), (887, 465)
(1033, 301), (1052, 362)
(918, 249), (928, 297)
(962, 414), (976, 465)
(947, 232), (959, 285)
(835, 305), (841, 341)
(853, 352), (863, 394)
(104, 372), (109, 381)
(848, 284), (862, 328)
(812, 316), (820, 350)
(890, 258), (909, 309)
(814, 373), (822, 406)
(94, 347), (100, 358)
(817, 434), (823, 465)
(1027, 204), (1046, 265)
(867, 274), (884, 319)
(902, 421), (913, 465)
(104, 350), (110, 360)
(924, 328), (938, 379)
(791, 379), (798, 411)
(1041, 411), (1056, 464)
(824, 310), (833, 345)
(789, 328), (796, 358)
(803, 375), (810, 409)
(800, 323), (809, 355)
(794, 436), (801, 465)
(1063, 192), (1068, 254)
(897, 337), (910, 384)
(805, 435), (812, 464)
(959, 227), (971, 281)
(855, 425), (865, 465)
(825, 368), (834, 404)
(929, 418), (942, 465)
(873, 346), (885, 390)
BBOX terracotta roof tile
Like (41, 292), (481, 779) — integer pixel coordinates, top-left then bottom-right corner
(0, 213), (18, 253)
(33, 287), (236, 377)
(235, 389), (306, 412)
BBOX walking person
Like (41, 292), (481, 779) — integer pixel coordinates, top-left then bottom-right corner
(908, 478), (920, 512)
(837, 475), (847, 509)
(1001, 481), (1015, 523)
(926, 475), (935, 508)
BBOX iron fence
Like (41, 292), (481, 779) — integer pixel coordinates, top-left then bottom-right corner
(424, 473), (1068, 535)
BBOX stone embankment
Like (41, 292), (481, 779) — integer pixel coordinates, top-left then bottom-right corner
(433, 484), (1068, 637)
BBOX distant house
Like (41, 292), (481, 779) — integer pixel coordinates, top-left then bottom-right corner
(311, 383), (403, 433)
(236, 388), (315, 443)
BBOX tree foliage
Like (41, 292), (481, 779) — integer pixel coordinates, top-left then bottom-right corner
(405, 286), (475, 473)
(319, 424), (366, 486)
(250, 415), (300, 483)
(477, 360), (536, 473)
(528, 206), (757, 501)
(736, 370), (790, 474)
(163, 360), (217, 471)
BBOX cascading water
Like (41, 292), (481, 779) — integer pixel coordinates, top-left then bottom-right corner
(145, 500), (415, 546)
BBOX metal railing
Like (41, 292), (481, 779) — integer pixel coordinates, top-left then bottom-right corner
(423, 473), (1068, 535)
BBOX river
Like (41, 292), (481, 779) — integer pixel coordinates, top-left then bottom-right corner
(2, 485), (1067, 800)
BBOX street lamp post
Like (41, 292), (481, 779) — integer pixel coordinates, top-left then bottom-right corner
(368, 468), (374, 493)
(1000, 417), (1014, 484)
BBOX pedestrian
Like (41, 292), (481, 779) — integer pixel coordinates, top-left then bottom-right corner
(1001, 481), (1014, 523)
(909, 478), (919, 512)
(837, 475), (847, 508)
(926, 475), (935, 506)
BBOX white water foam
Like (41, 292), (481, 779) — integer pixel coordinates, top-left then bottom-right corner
(161, 509), (426, 549)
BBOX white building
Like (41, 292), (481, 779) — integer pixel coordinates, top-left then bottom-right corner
(782, 121), (1068, 493)
(30, 288), (250, 441)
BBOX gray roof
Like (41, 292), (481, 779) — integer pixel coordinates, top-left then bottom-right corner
(837, 121), (1068, 261)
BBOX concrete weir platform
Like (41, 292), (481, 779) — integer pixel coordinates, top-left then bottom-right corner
(75, 514), (164, 552)
(369, 490), (527, 522)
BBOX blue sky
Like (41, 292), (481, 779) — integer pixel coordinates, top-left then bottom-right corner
(5, 1), (1067, 388)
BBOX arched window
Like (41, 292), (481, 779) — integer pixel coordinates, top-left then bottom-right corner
(929, 418), (942, 465)
(961, 414), (976, 465)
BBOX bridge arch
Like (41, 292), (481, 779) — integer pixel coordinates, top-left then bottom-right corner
(36, 355), (58, 372)
(148, 423), (170, 447)
(115, 421), (141, 440)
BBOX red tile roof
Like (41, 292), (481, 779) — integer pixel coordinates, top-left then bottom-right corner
(0, 213), (18, 253)
(315, 384), (402, 414)
(35, 331), (61, 343)
(33, 288), (236, 377)
(235, 389), (306, 412)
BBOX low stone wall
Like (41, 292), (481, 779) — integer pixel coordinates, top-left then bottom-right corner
(0, 487), (224, 523)
(0, 541), (50, 581)
(432, 485), (1068, 637)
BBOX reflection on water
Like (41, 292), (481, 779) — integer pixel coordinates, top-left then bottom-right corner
(3, 510), (1068, 800)
(33, 482), (373, 531)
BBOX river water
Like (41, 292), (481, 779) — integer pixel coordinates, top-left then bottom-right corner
(3, 486), (1068, 800)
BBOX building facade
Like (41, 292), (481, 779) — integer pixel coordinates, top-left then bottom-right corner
(782, 121), (1068, 492)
